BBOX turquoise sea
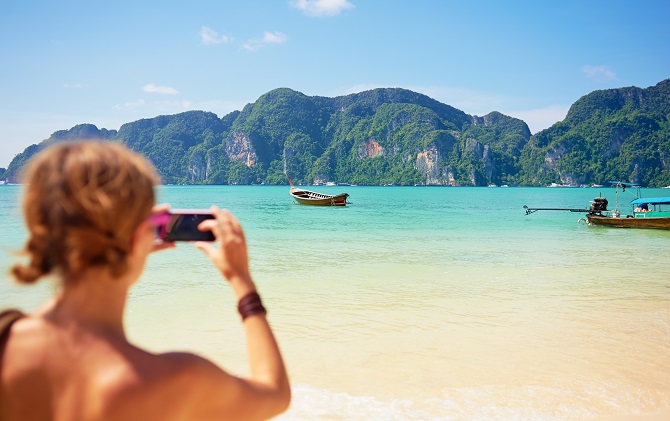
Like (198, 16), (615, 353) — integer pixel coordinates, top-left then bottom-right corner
(1, 184), (669, 420)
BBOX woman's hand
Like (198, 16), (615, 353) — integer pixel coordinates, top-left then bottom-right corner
(195, 207), (255, 297)
(149, 204), (176, 253)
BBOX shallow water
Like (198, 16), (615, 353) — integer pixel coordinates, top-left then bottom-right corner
(2, 185), (669, 420)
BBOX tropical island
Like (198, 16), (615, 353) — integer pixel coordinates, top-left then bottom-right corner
(3, 79), (670, 187)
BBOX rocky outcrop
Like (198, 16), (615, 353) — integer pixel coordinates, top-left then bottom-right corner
(465, 138), (496, 184)
(188, 149), (208, 182)
(312, 175), (331, 184)
(544, 145), (564, 167)
(415, 145), (442, 185)
(225, 132), (257, 166)
(359, 139), (384, 159)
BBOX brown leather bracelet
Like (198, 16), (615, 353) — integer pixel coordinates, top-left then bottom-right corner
(237, 292), (267, 320)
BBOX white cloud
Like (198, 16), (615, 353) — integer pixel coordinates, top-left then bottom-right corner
(113, 99), (145, 110)
(290, 0), (354, 17)
(582, 65), (617, 81)
(199, 26), (234, 45)
(243, 31), (288, 52)
(506, 105), (570, 134)
(263, 31), (288, 44)
(142, 83), (179, 95)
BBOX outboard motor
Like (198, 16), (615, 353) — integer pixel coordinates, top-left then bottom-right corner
(590, 197), (608, 212)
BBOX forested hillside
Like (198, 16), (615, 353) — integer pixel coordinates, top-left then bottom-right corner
(4, 80), (670, 186)
(518, 79), (670, 187)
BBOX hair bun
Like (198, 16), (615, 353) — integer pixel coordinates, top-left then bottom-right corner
(12, 141), (157, 284)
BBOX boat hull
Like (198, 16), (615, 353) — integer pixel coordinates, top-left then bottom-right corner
(290, 188), (349, 206)
(586, 214), (670, 229)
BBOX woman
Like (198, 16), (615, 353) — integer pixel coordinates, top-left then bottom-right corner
(0, 141), (290, 420)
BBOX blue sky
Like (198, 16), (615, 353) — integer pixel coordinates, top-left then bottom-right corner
(1, 0), (669, 167)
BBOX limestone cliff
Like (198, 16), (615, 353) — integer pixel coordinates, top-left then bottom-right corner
(225, 132), (257, 167)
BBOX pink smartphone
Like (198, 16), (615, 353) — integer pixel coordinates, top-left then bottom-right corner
(149, 210), (215, 242)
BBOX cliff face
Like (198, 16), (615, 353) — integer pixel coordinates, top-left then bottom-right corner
(226, 132), (257, 166)
(359, 139), (384, 159)
(6, 80), (669, 186)
(415, 145), (443, 185)
(187, 148), (208, 182)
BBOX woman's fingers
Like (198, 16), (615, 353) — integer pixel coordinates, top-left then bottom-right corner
(198, 208), (242, 241)
(193, 207), (250, 282)
(194, 241), (216, 259)
(148, 204), (174, 253)
(152, 241), (176, 253)
(198, 219), (223, 237)
(152, 203), (171, 214)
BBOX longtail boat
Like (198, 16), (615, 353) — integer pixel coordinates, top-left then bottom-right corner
(288, 177), (349, 206)
(586, 196), (670, 228)
(524, 181), (670, 230)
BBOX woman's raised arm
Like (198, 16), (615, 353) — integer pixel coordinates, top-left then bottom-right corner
(190, 207), (290, 420)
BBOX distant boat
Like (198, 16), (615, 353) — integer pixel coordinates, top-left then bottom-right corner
(547, 182), (579, 188)
(288, 177), (349, 206)
(525, 181), (670, 230)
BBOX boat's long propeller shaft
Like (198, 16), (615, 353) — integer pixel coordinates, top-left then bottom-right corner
(523, 205), (592, 215)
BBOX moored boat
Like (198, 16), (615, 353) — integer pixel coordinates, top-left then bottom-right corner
(586, 196), (670, 228)
(524, 181), (670, 230)
(288, 177), (349, 206)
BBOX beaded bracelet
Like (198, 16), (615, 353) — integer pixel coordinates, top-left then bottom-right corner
(237, 291), (267, 320)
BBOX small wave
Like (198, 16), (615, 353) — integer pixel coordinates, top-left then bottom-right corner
(276, 383), (670, 421)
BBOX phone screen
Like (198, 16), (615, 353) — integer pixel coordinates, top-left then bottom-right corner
(161, 211), (216, 242)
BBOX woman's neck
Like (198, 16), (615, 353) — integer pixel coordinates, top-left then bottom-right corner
(45, 267), (131, 338)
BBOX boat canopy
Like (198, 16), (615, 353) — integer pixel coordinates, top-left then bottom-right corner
(630, 197), (670, 205)
(609, 181), (640, 187)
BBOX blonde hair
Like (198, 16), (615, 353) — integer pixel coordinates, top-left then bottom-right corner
(11, 141), (159, 284)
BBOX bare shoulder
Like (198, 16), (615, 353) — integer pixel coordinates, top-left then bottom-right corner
(154, 352), (240, 395)
(105, 346), (235, 390)
(146, 352), (242, 418)
(93, 350), (240, 420)
(154, 351), (236, 385)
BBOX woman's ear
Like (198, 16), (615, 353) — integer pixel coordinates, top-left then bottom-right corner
(129, 220), (154, 257)
(119, 221), (154, 286)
